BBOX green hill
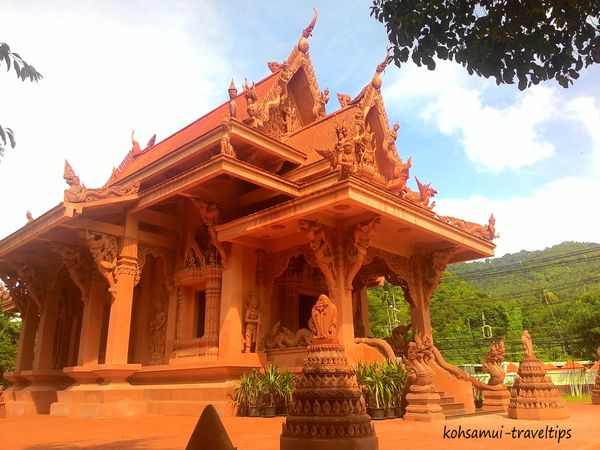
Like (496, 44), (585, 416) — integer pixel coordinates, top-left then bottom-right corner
(368, 241), (600, 364)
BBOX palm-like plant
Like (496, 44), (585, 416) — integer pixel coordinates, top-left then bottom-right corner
(234, 368), (263, 415)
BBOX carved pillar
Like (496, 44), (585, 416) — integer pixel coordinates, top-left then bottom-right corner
(33, 288), (60, 370)
(204, 266), (222, 349)
(218, 243), (243, 360)
(102, 214), (139, 369)
(298, 217), (380, 359)
(77, 274), (106, 366)
(409, 248), (455, 340)
(15, 301), (39, 372)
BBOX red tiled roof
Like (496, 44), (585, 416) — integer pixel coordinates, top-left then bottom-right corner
(561, 360), (585, 370)
(107, 71), (281, 185)
(285, 106), (357, 165)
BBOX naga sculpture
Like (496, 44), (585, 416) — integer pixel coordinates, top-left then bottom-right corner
(63, 160), (141, 203)
(384, 322), (412, 356)
(483, 340), (506, 386)
(264, 322), (313, 350)
(403, 177), (437, 210)
(403, 334), (436, 391)
(438, 213), (499, 241)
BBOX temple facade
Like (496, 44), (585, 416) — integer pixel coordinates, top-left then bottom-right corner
(0, 10), (497, 419)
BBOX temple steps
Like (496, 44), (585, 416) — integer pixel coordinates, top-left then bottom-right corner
(437, 391), (504, 420)
(146, 400), (234, 417)
(445, 408), (505, 420)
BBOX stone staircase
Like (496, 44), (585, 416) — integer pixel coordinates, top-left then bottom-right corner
(438, 392), (504, 420)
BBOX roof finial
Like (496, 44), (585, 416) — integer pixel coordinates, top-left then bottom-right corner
(131, 130), (142, 155)
(228, 79), (238, 118)
(63, 160), (81, 187)
(371, 48), (391, 90)
(298, 7), (318, 54)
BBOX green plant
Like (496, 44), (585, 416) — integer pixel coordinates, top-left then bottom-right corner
(260, 365), (293, 408)
(356, 362), (385, 409)
(234, 369), (263, 415)
(381, 361), (407, 408)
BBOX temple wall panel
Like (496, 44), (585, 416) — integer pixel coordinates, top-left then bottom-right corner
(218, 243), (244, 360)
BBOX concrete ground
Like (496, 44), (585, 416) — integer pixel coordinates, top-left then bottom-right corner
(1, 403), (599, 450)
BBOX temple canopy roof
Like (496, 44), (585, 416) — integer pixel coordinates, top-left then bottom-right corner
(0, 9), (497, 288)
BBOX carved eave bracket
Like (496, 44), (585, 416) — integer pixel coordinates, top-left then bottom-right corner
(345, 216), (381, 288)
(414, 247), (457, 306)
(298, 219), (336, 290)
(190, 198), (230, 269)
(51, 242), (92, 300)
(63, 160), (141, 204)
(82, 230), (120, 301)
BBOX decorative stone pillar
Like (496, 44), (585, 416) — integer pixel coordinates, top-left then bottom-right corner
(508, 331), (568, 419)
(281, 294), (378, 450)
(592, 347), (600, 405)
(205, 266), (223, 354)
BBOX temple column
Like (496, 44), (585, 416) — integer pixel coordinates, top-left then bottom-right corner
(76, 275), (106, 367)
(204, 266), (223, 358)
(218, 244), (243, 360)
(15, 300), (39, 372)
(33, 291), (59, 371)
(100, 214), (140, 375)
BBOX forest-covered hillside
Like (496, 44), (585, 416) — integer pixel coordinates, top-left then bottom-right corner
(368, 241), (600, 364)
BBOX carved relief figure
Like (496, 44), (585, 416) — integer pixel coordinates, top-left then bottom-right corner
(317, 125), (356, 180)
(26, 210), (33, 223)
(310, 294), (337, 339)
(483, 340), (506, 386)
(220, 121), (236, 157)
(403, 177), (437, 210)
(243, 293), (260, 353)
(312, 87), (329, 119)
(150, 309), (167, 361)
(521, 330), (534, 358)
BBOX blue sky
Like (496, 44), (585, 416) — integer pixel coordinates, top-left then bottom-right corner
(2, 0), (599, 256)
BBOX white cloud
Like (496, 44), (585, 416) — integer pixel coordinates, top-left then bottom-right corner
(436, 176), (600, 257)
(385, 61), (559, 172)
(0, 1), (233, 238)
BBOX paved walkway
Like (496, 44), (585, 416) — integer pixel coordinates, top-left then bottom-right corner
(1, 403), (599, 449)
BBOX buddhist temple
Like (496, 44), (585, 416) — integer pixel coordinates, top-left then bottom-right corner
(0, 10), (497, 419)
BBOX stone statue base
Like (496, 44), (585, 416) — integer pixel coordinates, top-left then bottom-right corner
(507, 357), (568, 420)
(592, 373), (600, 405)
(403, 391), (444, 421)
(482, 388), (510, 411)
(280, 341), (378, 450)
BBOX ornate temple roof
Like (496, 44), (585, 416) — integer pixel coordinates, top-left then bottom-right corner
(0, 9), (497, 291)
